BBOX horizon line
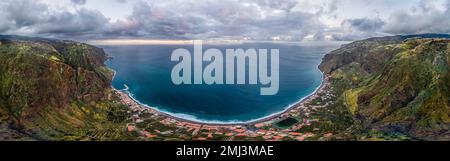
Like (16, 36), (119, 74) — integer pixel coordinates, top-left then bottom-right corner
(88, 39), (350, 46)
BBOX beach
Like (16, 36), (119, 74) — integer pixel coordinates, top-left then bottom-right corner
(116, 74), (333, 141)
(116, 74), (329, 125)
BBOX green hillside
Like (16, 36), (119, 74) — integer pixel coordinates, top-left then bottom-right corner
(320, 35), (450, 140)
(0, 36), (132, 140)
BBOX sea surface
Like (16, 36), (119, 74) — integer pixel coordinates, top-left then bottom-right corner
(102, 42), (343, 124)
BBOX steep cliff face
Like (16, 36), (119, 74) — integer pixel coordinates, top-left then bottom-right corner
(320, 34), (450, 140)
(0, 35), (128, 140)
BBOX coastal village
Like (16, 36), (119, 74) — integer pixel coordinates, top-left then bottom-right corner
(119, 76), (340, 141)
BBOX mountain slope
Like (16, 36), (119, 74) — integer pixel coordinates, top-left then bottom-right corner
(320, 34), (450, 140)
(0, 35), (130, 140)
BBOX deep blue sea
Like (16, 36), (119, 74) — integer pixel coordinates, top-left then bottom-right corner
(102, 42), (343, 124)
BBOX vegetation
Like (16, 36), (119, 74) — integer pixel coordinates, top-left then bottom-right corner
(320, 34), (450, 140)
(0, 35), (130, 140)
(275, 117), (299, 129)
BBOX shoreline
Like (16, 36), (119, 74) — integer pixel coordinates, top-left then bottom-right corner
(113, 73), (330, 126)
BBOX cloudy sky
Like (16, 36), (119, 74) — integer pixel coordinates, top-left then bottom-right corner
(0, 0), (449, 41)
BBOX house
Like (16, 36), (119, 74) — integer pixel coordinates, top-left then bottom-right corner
(262, 135), (272, 140)
(236, 133), (247, 137)
(324, 133), (333, 138)
(127, 124), (136, 132)
(289, 132), (303, 136)
(141, 131), (157, 138)
(254, 123), (266, 128)
(273, 135), (284, 140)
(234, 129), (246, 133)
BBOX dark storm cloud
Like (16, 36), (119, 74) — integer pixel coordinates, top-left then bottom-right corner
(343, 17), (385, 32)
(105, 0), (324, 40)
(382, 0), (450, 34)
(71, 0), (87, 5)
(327, 30), (386, 41)
(337, 0), (450, 38)
(0, 0), (330, 40)
(0, 0), (109, 38)
(0, 0), (48, 28)
(36, 8), (109, 35)
(248, 0), (298, 12)
(115, 0), (127, 3)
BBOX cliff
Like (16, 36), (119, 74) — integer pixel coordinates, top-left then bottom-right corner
(0, 35), (130, 140)
(320, 34), (450, 140)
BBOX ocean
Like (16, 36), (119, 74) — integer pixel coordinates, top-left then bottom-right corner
(103, 42), (343, 124)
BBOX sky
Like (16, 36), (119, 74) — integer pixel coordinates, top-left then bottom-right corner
(0, 0), (449, 41)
